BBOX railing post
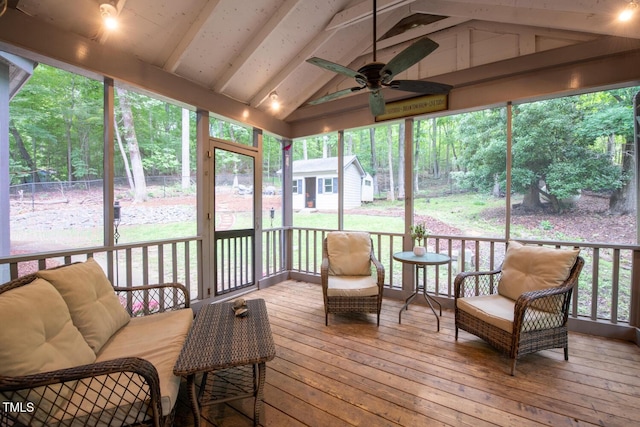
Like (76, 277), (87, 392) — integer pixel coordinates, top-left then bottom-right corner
(402, 118), (415, 295)
(630, 249), (640, 328)
(285, 227), (293, 272)
(0, 61), (10, 284)
(103, 77), (116, 283)
(254, 128), (264, 285)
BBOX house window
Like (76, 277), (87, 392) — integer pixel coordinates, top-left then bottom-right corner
(317, 178), (338, 194)
(292, 179), (302, 194)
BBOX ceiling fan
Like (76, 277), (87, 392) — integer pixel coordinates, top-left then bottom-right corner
(306, 0), (452, 116)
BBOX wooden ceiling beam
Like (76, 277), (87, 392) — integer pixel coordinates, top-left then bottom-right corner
(163, 0), (222, 73)
(213, 0), (304, 93)
(375, 16), (470, 50)
(248, 27), (337, 110)
(409, 0), (640, 39)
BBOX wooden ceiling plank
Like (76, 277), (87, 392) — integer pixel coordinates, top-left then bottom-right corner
(326, 0), (415, 31)
(457, 0), (621, 16)
(248, 27), (338, 109)
(213, 0), (304, 93)
(376, 16), (471, 50)
(280, 7), (407, 118)
(163, 0), (222, 73)
(409, 0), (640, 39)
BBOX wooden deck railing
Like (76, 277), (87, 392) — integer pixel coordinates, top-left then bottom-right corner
(214, 229), (254, 296)
(1, 229), (638, 336)
(283, 228), (640, 330)
(0, 237), (202, 299)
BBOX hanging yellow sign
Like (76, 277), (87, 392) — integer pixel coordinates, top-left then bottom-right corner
(376, 93), (448, 121)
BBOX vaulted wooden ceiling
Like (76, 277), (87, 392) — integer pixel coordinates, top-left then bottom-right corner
(2, 0), (640, 137)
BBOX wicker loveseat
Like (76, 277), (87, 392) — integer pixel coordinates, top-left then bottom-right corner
(454, 241), (584, 375)
(0, 258), (193, 426)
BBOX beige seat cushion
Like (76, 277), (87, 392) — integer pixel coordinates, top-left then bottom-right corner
(327, 275), (379, 297)
(457, 294), (559, 333)
(37, 258), (131, 354)
(327, 231), (372, 276)
(0, 278), (96, 426)
(95, 309), (194, 416)
(498, 241), (579, 301)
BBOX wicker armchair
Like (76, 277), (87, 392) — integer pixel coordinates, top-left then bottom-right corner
(0, 265), (190, 427)
(454, 242), (584, 375)
(321, 231), (385, 326)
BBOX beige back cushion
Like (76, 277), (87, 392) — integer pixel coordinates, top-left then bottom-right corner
(498, 240), (579, 301)
(0, 278), (96, 376)
(327, 231), (372, 276)
(37, 258), (131, 353)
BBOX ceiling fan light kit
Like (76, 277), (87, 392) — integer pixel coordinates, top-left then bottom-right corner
(307, 0), (452, 116)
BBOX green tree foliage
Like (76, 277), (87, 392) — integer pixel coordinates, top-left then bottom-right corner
(450, 108), (507, 194)
(116, 90), (197, 177)
(9, 64), (103, 183)
(8, 63), (636, 215)
(451, 95), (629, 213)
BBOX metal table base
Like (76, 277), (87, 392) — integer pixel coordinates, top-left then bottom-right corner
(393, 251), (451, 331)
(399, 263), (443, 330)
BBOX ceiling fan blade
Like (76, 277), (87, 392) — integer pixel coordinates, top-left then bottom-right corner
(388, 80), (453, 94)
(306, 57), (364, 79)
(369, 90), (386, 116)
(380, 38), (439, 82)
(308, 86), (365, 105)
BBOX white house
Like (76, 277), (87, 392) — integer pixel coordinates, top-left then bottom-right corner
(290, 155), (367, 210)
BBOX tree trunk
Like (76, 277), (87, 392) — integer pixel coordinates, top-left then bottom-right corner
(607, 133), (615, 159)
(492, 174), (501, 197)
(345, 132), (353, 156)
(181, 108), (191, 189)
(217, 121), (224, 139)
(322, 135), (328, 158)
(397, 122), (405, 200)
(387, 126), (395, 201)
(64, 76), (77, 182)
(447, 126), (460, 171)
(609, 140), (635, 215)
(522, 183), (543, 210)
(369, 128), (379, 196)
(115, 87), (147, 202)
(9, 120), (39, 183)
(414, 120), (421, 191)
(64, 113), (73, 182)
(431, 117), (439, 179)
(538, 184), (560, 213)
(114, 117), (135, 191)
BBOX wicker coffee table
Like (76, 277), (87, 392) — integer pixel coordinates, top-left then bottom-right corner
(173, 298), (276, 427)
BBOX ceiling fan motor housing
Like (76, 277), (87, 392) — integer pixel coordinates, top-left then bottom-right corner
(356, 62), (386, 89)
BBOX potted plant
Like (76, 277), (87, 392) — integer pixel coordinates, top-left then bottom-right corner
(410, 222), (429, 256)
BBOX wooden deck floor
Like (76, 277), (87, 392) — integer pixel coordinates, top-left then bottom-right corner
(174, 280), (640, 426)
